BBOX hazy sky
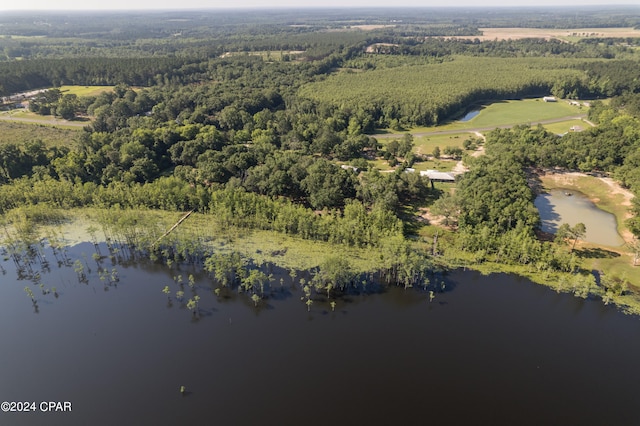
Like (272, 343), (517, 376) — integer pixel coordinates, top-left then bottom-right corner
(0, 0), (638, 11)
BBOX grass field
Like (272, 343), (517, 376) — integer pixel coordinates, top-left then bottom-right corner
(413, 132), (473, 156)
(58, 85), (114, 97)
(436, 99), (584, 131)
(0, 121), (80, 146)
(376, 99), (586, 138)
(3, 110), (54, 122)
(412, 159), (457, 173)
(0, 109), (85, 129)
(541, 119), (590, 135)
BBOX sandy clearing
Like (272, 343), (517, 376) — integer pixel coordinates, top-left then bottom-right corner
(450, 27), (640, 41)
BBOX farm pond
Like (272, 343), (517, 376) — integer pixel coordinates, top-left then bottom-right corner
(1, 241), (639, 426)
(458, 109), (481, 122)
(535, 188), (624, 246)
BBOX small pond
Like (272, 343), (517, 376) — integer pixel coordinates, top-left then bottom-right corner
(1, 242), (639, 425)
(458, 109), (480, 122)
(535, 188), (624, 246)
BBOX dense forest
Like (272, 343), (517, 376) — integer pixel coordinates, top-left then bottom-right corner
(1, 7), (640, 306)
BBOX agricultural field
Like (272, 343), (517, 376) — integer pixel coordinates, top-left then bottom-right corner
(453, 27), (640, 42)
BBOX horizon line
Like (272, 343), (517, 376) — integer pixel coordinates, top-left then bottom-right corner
(2, 5), (640, 12)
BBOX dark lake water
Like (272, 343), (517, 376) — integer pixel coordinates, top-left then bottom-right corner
(1, 242), (640, 425)
(535, 188), (623, 246)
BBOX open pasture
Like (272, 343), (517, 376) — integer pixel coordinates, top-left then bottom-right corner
(413, 132), (473, 156)
(58, 85), (114, 97)
(407, 99), (585, 133)
(0, 121), (80, 146)
(444, 99), (584, 129)
(542, 119), (591, 135)
(0, 109), (85, 129)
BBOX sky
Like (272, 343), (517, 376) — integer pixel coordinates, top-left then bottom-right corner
(0, 0), (639, 12)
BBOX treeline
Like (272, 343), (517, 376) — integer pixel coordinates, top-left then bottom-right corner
(359, 37), (620, 59)
(0, 176), (404, 248)
(0, 57), (207, 96)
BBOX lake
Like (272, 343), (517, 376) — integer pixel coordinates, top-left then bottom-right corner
(1, 242), (639, 425)
(535, 188), (624, 246)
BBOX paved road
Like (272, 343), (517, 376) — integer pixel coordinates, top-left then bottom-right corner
(372, 114), (589, 139)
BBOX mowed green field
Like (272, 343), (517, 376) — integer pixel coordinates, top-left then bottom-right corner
(58, 85), (114, 97)
(542, 119), (591, 135)
(418, 99), (584, 132)
(377, 98), (586, 137)
(454, 99), (583, 128)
